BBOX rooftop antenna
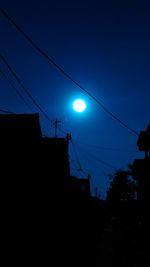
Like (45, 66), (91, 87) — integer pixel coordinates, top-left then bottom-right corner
(51, 118), (61, 137)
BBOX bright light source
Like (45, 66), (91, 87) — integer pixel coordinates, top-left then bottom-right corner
(73, 99), (86, 112)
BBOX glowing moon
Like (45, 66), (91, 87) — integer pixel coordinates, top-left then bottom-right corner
(73, 99), (86, 112)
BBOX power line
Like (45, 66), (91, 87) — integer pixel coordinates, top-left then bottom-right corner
(0, 7), (139, 136)
(69, 154), (87, 176)
(57, 125), (120, 171)
(0, 108), (15, 114)
(0, 53), (51, 122)
(76, 140), (139, 153)
(0, 68), (34, 112)
(76, 143), (117, 171)
(59, 128), (115, 174)
(70, 139), (83, 172)
(57, 128), (89, 175)
(70, 140), (113, 176)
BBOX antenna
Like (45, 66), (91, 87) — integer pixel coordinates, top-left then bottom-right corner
(51, 118), (61, 137)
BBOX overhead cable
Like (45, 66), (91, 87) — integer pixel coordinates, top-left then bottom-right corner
(70, 139), (84, 172)
(76, 143), (117, 171)
(0, 108), (15, 114)
(76, 140), (139, 153)
(0, 68), (34, 112)
(0, 53), (51, 122)
(0, 7), (138, 136)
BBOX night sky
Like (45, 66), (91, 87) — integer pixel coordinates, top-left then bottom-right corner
(1, 0), (150, 198)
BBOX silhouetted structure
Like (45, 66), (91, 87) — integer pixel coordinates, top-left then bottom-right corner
(132, 123), (150, 202)
(41, 137), (70, 191)
(0, 113), (42, 178)
(137, 123), (150, 158)
(69, 175), (91, 196)
(0, 113), (70, 191)
(1, 113), (98, 266)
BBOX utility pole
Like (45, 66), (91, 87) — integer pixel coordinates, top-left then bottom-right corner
(51, 119), (61, 137)
(66, 133), (72, 142)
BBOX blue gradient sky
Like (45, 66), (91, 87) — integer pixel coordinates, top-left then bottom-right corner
(1, 0), (150, 198)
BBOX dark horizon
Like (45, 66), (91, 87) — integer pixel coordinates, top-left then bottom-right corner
(0, 110), (150, 266)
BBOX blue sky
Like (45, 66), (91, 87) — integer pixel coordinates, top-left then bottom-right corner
(1, 0), (150, 198)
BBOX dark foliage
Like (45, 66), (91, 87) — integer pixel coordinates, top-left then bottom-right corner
(107, 170), (136, 202)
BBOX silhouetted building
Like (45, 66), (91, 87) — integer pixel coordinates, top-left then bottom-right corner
(132, 123), (150, 202)
(0, 113), (71, 184)
(137, 123), (150, 158)
(69, 175), (91, 196)
(41, 137), (70, 190)
(0, 113), (42, 179)
(0, 113), (95, 266)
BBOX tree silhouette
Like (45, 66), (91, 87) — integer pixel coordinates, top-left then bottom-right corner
(107, 170), (136, 203)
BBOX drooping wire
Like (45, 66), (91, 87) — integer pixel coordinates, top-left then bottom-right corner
(76, 143), (117, 171)
(69, 154), (87, 176)
(57, 126), (116, 173)
(70, 139), (84, 172)
(75, 140), (139, 153)
(0, 68), (34, 112)
(0, 108), (15, 114)
(0, 54), (51, 122)
(57, 126), (88, 176)
(0, 7), (138, 136)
